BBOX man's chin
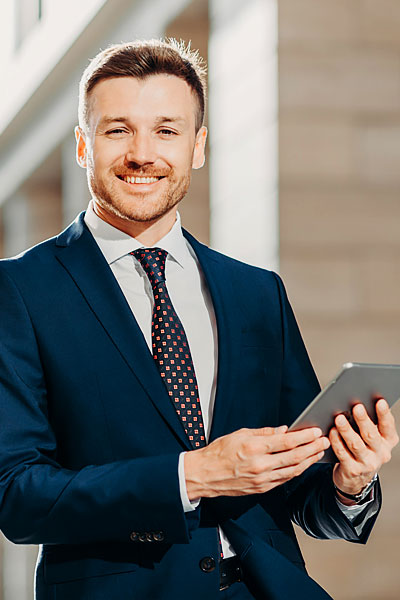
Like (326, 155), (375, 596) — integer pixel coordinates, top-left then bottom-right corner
(117, 211), (170, 224)
(94, 196), (177, 224)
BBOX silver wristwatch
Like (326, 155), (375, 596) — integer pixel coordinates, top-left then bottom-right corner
(334, 473), (378, 504)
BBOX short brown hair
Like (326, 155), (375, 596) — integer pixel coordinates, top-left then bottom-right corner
(78, 38), (207, 132)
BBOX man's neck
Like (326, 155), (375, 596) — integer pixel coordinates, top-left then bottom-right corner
(92, 202), (177, 246)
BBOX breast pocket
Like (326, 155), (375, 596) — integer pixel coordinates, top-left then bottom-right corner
(240, 342), (282, 380)
(236, 342), (282, 427)
(241, 329), (280, 349)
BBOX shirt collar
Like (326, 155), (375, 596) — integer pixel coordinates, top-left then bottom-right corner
(84, 200), (189, 268)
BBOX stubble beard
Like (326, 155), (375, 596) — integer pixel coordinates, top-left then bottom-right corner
(87, 166), (191, 224)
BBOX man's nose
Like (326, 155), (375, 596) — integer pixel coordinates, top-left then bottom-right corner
(124, 132), (156, 166)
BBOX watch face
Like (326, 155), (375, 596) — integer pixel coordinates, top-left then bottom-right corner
(358, 476), (377, 503)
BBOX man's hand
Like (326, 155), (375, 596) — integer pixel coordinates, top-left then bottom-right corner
(184, 426), (330, 500)
(331, 399), (399, 504)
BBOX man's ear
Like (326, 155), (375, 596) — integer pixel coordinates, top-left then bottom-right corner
(75, 126), (88, 168)
(192, 126), (208, 170)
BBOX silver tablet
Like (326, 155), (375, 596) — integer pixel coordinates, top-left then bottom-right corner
(289, 362), (400, 462)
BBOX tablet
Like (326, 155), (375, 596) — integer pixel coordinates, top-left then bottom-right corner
(289, 362), (400, 462)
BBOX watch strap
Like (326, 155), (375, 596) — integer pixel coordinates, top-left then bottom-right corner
(334, 473), (378, 503)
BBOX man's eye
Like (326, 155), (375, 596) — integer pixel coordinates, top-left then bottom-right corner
(106, 129), (128, 135)
(159, 129), (176, 136)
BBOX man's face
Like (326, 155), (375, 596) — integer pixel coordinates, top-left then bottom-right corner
(76, 74), (207, 224)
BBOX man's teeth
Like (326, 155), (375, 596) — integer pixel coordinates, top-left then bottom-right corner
(123, 176), (160, 184)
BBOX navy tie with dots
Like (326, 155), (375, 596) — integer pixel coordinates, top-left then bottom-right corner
(131, 248), (206, 449)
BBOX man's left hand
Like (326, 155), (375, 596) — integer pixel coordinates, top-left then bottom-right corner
(330, 399), (399, 503)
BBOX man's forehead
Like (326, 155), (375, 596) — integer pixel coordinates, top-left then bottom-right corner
(90, 74), (195, 105)
(87, 75), (197, 125)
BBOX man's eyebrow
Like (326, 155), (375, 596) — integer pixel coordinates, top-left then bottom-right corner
(97, 115), (188, 128)
(98, 116), (130, 127)
(154, 116), (187, 126)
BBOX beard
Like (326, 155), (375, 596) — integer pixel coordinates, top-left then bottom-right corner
(87, 163), (191, 224)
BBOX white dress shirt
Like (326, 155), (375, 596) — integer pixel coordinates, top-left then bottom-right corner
(84, 201), (374, 554)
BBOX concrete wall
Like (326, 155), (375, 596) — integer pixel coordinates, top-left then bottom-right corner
(278, 1), (400, 598)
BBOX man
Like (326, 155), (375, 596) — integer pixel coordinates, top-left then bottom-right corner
(0, 39), (397, 600)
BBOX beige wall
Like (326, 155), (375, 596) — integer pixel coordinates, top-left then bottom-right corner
(278, 1), (400, 598)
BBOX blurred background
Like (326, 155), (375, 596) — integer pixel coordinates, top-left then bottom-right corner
(0, 0), (399, 598)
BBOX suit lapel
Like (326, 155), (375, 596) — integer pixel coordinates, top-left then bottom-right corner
(55, 213), (191, 450)
(182, 230), (242, 443)
(54, 214), (240, 448)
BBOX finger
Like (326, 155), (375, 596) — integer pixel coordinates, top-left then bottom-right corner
(271, 436), (330, 469)
(329, 427), (356, 465)
(334, 413), (369, 460)
(274, 425), (288, 434)
(265, 427), (323, 454)
(376, 399), (399, 446)
(352, 404), (381, 451)
(269, 449), (325, 482)
(249, 427), (277, 437)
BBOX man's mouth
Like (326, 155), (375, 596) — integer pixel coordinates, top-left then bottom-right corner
(117, 175), (165, 184)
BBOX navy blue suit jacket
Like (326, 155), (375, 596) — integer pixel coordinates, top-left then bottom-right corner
(0, 213), (380, 599)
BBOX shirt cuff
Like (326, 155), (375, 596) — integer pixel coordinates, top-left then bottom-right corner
(178, 452), (201, 512)
(336, 485), (379, 536)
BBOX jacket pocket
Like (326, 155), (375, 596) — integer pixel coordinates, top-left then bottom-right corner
(44, 556), (137, 584)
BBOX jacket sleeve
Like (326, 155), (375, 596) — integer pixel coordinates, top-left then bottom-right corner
(0, 265), (191, 546)
(272, 272), (381, 544)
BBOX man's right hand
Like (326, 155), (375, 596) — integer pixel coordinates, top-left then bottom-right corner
(184, 426), (330, 500)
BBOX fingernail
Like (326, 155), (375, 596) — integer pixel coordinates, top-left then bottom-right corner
(353, 404), (364, 416)
(317, 451), (325, 459)
(336, 415), (346, 426)
(276, 425), (288, 434)
(313, 428), (322, 437)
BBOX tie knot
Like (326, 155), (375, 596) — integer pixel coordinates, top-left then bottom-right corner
(131, 247), (167, 287)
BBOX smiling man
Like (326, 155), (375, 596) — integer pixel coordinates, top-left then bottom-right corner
(0, 39), (398, 600)
(76, 70), (207, 241)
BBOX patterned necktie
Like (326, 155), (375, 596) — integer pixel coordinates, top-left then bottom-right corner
(131, 248), (206, 449)
(132, 247), (224, 560)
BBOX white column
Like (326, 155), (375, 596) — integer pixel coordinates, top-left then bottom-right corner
(208, 0), (279, 270)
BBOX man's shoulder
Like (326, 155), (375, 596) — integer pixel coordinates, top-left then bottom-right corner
(0, 213), (85, 274)
(210, 245), (276, 276)
(184, 228), (278, 280)
(0, 234), (56, 274)
(0, 214), (87, 292)
(186, 232), (282, 293)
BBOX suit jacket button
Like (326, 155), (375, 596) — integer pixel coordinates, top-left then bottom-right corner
(130, 532), (138, 542)
(153, 531), (165, 542)
(199, 557), (216, 573)
(138, 533), (147, 542)
(146, 532), (154, 542)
